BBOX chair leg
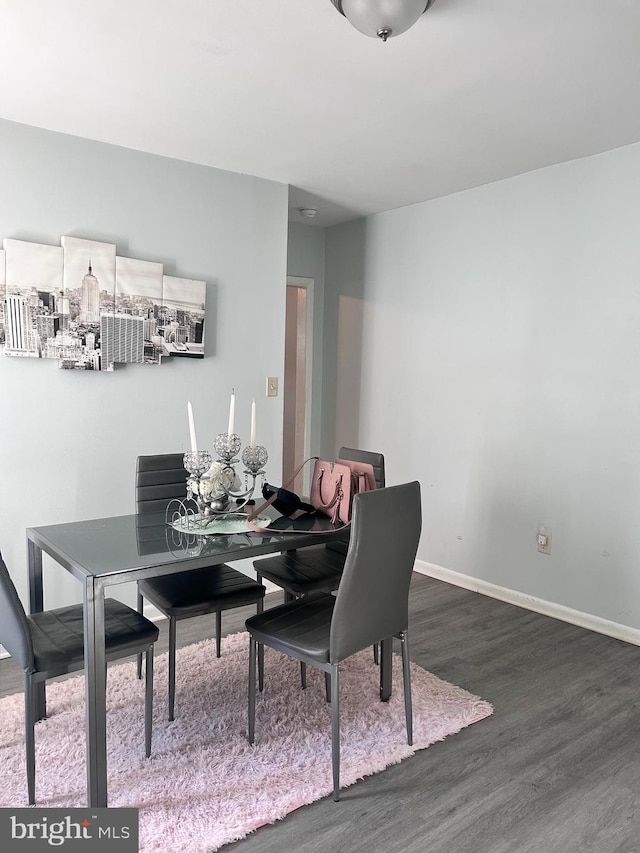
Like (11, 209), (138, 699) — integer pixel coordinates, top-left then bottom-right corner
(136, 589), (144, 679)
(33, 682), (46, 723)
(258, 616), (264, 693)
(399, 629), (413, 745)
(215, 611), (222, 658)
(256, 576), (264, 614)
(168, 617), (177, 722)
(256, 601), (264, 691)
(331, 664), (340, 802)
(248, 635), (256, 744)
(256, 584), (264, 693)
(24, 675), (36, 805)
(258, 642), (264, 693)
(380, 637), (393, 702)
(144, 646), (154, 758)
(325, 672), (331, 703)
(373, 643), (379, 665)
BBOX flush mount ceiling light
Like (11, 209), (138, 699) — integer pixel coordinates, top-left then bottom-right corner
(298, 207), (319, 219)
(330, 0), (436, 42)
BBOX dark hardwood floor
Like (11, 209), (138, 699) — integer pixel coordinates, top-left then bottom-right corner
(2, 573), (639, 853)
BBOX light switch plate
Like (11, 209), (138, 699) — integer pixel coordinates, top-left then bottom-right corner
(266, 376), (278, 397)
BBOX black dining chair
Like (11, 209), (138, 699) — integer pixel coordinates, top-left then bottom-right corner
(0, 550), (158, 805)
(135, 453), (266, 721)
(246, 480), (422, 802)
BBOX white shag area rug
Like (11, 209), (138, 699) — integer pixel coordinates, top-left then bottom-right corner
(0, 631), (492, 852)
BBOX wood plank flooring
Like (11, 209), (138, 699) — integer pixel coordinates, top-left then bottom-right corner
(2, 573), (639, 853)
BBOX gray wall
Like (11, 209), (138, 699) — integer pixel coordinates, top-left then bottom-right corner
(0, 119), (288, 608)
(325, 141), (640, 631)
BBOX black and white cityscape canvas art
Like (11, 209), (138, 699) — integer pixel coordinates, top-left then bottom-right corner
(162, 275), (206, 358)
(0, 234), (208, 373)
(3, 239), (64, 359)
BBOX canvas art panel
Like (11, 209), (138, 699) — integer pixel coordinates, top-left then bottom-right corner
(0, 249), (5, 346)
(162, 275), (206, 358)
(114, 257), (164, 367)
(3, 239), (63, 359)
(58, 236), (117, 371)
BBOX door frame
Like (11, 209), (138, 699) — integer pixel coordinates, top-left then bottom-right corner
(285, 276), (314, 492)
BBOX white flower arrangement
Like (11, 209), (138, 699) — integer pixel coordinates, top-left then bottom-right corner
(200, 461), (242, 496)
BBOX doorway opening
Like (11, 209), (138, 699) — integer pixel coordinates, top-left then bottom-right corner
(283, 276), (314, 494)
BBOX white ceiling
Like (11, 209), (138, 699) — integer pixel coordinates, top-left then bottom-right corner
(1, 0), (639, 227)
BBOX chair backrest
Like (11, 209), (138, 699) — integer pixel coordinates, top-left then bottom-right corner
(330, 481), (422, 663)
(0, 551), (35, 673)
(338, 446), (385, 490)
(328, 447), (386, 555)
(136, 453), (189, 514)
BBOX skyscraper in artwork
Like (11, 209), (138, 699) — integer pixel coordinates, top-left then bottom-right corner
(5, 295), (38, 356)
(80, 261), (100, 323)
(101, 313), (144, 368)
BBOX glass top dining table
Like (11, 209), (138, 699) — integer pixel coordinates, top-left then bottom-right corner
(26, 507), (368, 808)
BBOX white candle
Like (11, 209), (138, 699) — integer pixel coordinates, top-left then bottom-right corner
(228, 389), (235, 436)
(187, 401), (198, 452)
(250, 399), (256, 447)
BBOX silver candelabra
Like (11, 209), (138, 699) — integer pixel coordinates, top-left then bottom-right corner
(166, 435), (268, 530)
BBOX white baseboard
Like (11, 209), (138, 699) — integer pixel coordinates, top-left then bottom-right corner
(147, 561), (640, 648)
(415, 559), (640, 647)
(143, 603), (166, 623)
(4, 565), (637, 660)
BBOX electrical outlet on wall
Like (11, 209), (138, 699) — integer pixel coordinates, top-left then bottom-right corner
(537, 525), (552, 555)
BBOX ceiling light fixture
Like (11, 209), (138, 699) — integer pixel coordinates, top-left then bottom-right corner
(298, 207), (319, 219)
(330, 0), (436, 42)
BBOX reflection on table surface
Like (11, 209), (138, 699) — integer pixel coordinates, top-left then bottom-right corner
(135, 508), (344, 558)
(136, 509), (348, 558)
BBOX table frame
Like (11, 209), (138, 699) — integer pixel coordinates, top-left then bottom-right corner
(27, 515), (393, 807)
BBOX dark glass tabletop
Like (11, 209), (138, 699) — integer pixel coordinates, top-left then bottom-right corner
(27, 508), (348, 580)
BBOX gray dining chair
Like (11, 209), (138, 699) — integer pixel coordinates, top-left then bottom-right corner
(245, 480), (422, 801)
(253, 447), (385, 688)
(252, 447), (385, 604)
(0, 550), (158, 805)
(135, 453), (266, 720)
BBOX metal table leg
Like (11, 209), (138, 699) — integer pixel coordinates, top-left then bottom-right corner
(27, 538), (46, 721)
(84, 577), (108, 807)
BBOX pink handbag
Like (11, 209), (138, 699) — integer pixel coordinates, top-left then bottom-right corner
(309, 458), (353, 525)
(247, 456), (376, 532)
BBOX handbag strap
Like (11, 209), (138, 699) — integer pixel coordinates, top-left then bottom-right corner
(247, 457), (317, 524)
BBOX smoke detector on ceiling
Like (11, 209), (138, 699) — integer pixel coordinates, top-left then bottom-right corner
(298, 207), (319, 219)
